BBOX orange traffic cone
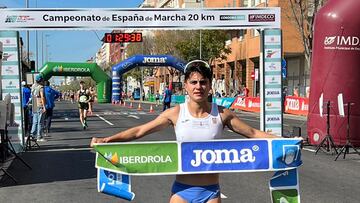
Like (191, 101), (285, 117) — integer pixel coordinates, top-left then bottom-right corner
(137, 103), (143, 111)
(149, 104), (154, 113)
(129, 102), (133, 109)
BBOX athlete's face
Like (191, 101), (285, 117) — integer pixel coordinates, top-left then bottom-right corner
(184, 72), (210, 103)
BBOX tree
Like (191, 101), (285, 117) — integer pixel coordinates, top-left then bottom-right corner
(57, 77), (96, 92)
(175, 30), (231, 68)
(288, 0), (327, 70)
(152, 30), (189, 82)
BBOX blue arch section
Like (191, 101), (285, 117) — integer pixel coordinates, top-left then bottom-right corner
(111, 55), (186, 102)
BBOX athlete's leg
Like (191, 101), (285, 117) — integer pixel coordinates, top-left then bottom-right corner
(207, 197), (221, 203)
(83, 109), (88, 127)
(169, 194), (188, 203)
(79, 108), (84, 125)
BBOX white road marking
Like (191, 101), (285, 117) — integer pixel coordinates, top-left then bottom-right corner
(303, 147), (316, 152)
(127, 115), (140, 119)
(220, 193), (228, 199)
(100, 111), (150, 116)
(96, 114), (114, 126)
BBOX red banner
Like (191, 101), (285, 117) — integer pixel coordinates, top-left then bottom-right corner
(231, 96), (309, 116)
(231, 96), (260, 112)
(284, 96), (309, 116)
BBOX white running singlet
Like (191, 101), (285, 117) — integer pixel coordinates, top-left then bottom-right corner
(175, 102), (223, 141)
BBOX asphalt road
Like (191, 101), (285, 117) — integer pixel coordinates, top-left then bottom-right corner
(0, 101), (359, 203)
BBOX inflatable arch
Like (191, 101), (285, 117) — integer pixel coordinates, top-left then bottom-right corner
(40, 62), (112, 103)
(308, 0), (360, 146)
(111, 55), (186, 102)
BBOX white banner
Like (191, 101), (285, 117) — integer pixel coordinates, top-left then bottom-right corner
(0, 8), (280, 30)
(262, 29), (283, 136)
(0, 31), (23, 151)
(1, 65), (19, 75)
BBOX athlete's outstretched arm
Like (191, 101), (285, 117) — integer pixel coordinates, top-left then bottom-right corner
(222, 108), (278, 139)
(90, 108), (176, 147)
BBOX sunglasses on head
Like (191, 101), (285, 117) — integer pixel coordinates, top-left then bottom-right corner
(184, 60), (210, 73)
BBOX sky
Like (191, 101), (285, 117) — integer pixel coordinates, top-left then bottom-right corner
(1, 0), (145, 69)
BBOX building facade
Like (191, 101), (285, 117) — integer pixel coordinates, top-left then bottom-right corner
(145, 0), (308, 98)
(207, 0), (307, 97)
(110, 0), (308, 98)
(95, 42), (110, 73)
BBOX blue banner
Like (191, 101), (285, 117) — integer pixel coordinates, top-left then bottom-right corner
(97, 169), (135, 201)
(212, 97), (235, 108)
(171, 95), (186, 104)
(271, 139), (301, 169)
(269, 168), (300, 203)
(181, 140), (269, 172)
(270, 169), (297, 188)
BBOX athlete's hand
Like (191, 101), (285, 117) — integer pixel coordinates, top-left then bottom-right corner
(90, 137), (107, 147)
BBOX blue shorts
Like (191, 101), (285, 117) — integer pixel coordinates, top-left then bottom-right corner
(171, 181), (220, 203)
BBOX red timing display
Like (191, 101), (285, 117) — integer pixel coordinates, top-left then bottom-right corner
(103, 33), (142, 43)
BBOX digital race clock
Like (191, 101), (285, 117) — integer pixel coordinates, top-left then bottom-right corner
(103, 32), (142, 43)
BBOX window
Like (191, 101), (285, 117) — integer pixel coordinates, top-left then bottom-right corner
(243, 0), (248, 7)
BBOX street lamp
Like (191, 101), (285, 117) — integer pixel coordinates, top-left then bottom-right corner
(42, 34), (50, 65)
(199, 0), (204, 59)
(46, 44), (50, 63)
(26, 0), (30, 66)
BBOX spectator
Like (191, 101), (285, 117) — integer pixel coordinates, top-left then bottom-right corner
(163, 85), (172, 111)
(21, 81), (31, 135)
(243, 85), (249, 97)
(208, 89), (213, 102)
(293, 87), (299, 97)
(215, 91), (221, 98)
(282, 87), (288, 113)
(70, 90), (75, 103)
(30, 75), (46, 142)
(44, 80), (60, 136)
(155, 91), (160, 107)
(306, 87), (310, 98)
(89, 86), (96, 114)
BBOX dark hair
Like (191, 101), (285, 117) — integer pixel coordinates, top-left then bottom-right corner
(79, 81), (85, 84)
(184, 60), (212, 82)
(44, 80), (50, 86)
